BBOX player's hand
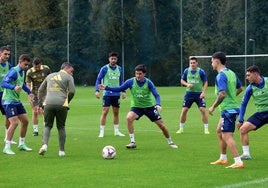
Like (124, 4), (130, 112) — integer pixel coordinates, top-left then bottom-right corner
(187, 83), (193, 89)
(156, 105), (162, 113)
(34, 106), (43, 114)
(14, 85), (22, 91)
(236, 122), (243, 130)
(200, 92), (205, 99)
(121, 92), (126, 99)
(98, 84), (105, 90)
(208, 106), (214, 115)
(28, 93), (34, 103)
(95, 91), (100, 99)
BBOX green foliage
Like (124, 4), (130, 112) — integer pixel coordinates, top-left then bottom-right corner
(0, 1), (267, 85)
(1, 86), (268, 188)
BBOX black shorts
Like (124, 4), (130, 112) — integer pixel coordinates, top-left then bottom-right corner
(102, 96), (120, 108)
(182, 92), (206, 108)
(247, 111), (268, 130)
(131, 106), (162, 122)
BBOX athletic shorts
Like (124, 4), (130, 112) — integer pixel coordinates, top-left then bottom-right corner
(247, 111), (268, 130)
(102, 96), (120, 108)
(220, 109), (239, 133)
(182, 92), (206, 108)
(4, 103), (27, 118)
(130, 106), (162, 122)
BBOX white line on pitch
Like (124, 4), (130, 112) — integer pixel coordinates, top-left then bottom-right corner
(215, 177), (268, 188)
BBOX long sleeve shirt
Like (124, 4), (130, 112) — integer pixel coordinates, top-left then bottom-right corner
(105, 77), (161, 106)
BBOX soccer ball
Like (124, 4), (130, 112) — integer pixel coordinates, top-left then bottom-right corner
(102, 145), (116, 159)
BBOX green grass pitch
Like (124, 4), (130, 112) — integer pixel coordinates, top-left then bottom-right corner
(0, 86), (268, 188)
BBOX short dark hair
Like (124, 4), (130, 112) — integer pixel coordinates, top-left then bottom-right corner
(0, 45), (11, 52)
(212, 51), (226, 65)
(109, 52), (119, 58)
(246, 65), (260, 74)
(33, 57), (41, 65)
(61, 62), (74, 70)
(135, 64), (146, 73)
(19, 54), (30, 62)
(189, 57), (197, 61)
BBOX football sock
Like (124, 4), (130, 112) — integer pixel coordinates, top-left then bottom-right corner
(167, 137), (173, 144)
(242, 145), (250, 156)
(100, 125), (105, 131)
(204, 124), (209, 130)
(179, 123), (184, 130)
(19, 137), (25, 146)
(33, 125), (38, 132)
(220, 154), (227, 160)
(5, 140), (11, 149)
(129, 134), (135, 143)
(234, 157), (243, 164)
(114, 124), (119, 132)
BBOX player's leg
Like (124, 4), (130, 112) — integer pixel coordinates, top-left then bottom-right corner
(0, 103), (16, 144)
(17, 113), (32, 151)
(39, 105), (55, 155)
(55, 106), (68, 157)
(112, 97), (125, 136)
(154, 119), (178, 149)
(98, 96), (110, 137)
(221, 112), (243, 168)
(125, 110), (139, 148)
(147, 106), (178, 148)
(199, 106), (209, 134)
(177, 107), (188, 133)
(3, 115), (19, 154)
(32, 105), (39, 136)
(210, 118), (229, 165)
(239, 120), (257, 160)
(177, 93), (192, 133)
(17, 104), (32, 151)
(3, 104), (20, 154)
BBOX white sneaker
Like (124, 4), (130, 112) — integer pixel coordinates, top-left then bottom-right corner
(39, 144), (47, 155)
(59, 150), (66, 157)
(98, 131), (104, 138)
(114, 131), (125, 136)
(169, 143), (178, 149)
(3, 147), (15, 155)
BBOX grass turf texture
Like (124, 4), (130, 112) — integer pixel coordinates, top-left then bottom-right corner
(1, 86), (268, 188)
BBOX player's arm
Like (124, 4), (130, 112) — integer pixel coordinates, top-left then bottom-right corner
(236, 75), (243, 96)
(1, 69), (17, 90)
(148, 80), (161, 106)
(200, 69), (208, 93)
(180, 69), (192, 88)
(119, 66), (126, 99)
(38, 78), (47, 107)
(199, 80), (208, 99)
(67, 76), (75, 103)
(25, 69), (32, 90)
(238, 85), (252, 123)
(100, 78), (132, 92)
(148, 80), (162, 112)
(94, 67), (107, 98)
(208, 74), (227, 115)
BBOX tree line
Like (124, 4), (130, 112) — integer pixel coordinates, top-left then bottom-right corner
(0, 0), (267, 86)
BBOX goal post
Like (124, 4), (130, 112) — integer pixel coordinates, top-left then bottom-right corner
(187, 54), (268, 86)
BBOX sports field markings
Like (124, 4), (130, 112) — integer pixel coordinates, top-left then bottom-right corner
(216, 177), (268, 188)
